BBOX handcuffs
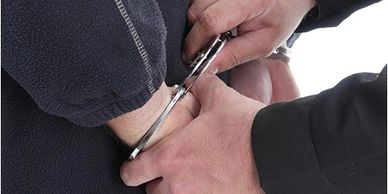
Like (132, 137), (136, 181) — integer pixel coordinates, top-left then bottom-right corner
(270, 43), (292, 61)
(129, 31), (233, 160)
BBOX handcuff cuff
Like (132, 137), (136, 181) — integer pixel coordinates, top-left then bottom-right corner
(129, 31), (233, 160)
(270, 43), (292, 61)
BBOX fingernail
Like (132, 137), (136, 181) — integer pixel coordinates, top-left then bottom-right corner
(121, 171), (130, 186)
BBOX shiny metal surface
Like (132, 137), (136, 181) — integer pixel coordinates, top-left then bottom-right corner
(129, 32), (232, 160)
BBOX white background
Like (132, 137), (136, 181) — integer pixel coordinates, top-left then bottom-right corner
(290, 0), (388, 96)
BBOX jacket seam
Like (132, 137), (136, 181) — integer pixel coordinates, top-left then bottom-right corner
(114, 0), (156, 94)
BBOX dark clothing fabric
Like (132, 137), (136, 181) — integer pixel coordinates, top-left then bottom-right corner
(1, 0), (177, 127)
(1, 0), (382, 193)
(252, 1), (386, 193)
(252, 67), (387, 193)
(297, 0), (380, 32)
(2, 0), (380, 127)
(2, 71), (144, 193)
(2, 0), (190, 193)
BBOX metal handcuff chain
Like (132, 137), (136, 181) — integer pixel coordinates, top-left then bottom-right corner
(129, 32), (232, 160)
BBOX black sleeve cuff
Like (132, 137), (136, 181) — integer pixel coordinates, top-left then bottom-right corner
(251, 66), (386, 193)
(296, 0), (381, 32)
(251, 99), (339, 193)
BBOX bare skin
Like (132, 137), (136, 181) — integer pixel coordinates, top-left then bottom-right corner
(106, 82), (199, 150)
(230, 55), (300, 104)
(184, 0), (316, 73)
(120, 74), (266, 194)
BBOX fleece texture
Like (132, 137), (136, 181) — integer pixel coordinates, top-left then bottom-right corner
(2, 0), (168, 127)
(2, 0), (190, 193)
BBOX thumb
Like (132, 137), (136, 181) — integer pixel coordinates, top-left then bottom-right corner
(210, 29), (279, 73)
(188, 73), (229, 111)
(120, 149), (160, 187)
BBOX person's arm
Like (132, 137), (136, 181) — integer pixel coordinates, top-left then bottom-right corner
(119, 73), (267, 193)
(229, 56), (300, 104)
(183, 0), (380, 74)
(230, 34), (301, 104)
(2, 0), (167, 127)
(251, 66), (387, 193)
(118, 68), (386, 193)
(184, 0), (317, 74)
(2, 0), (195, 146)
(297, 0), (381, 32)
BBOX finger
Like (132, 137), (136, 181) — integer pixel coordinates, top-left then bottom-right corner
(207, 28), (280, 73)
(178, 91), (201, 118)
(187, 0), (218, 24)
(170, 87), (200, 118)
(184, 0), (254, 62)
(120, 150), (160, 186)
(188, 73), (228, 110)
(146, 178), (170, 194)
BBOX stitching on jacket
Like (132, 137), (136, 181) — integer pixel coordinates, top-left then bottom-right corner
(114, 0), (156, 94)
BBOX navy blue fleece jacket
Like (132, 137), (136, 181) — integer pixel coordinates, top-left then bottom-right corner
(2, 0), (170, 127)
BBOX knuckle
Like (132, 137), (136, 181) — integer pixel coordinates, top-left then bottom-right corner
(260, 33), (281, 57)
(201, 74), (221, 89)
(198, 9), (218, 32)
(220, 49), (240, 71)
(212, 84), (228, 100)
(254, 39), (277, 58)
(262, 45), (276, 57)
(202, 73), (218, 82)
(229, 50), (240, 68)
(155, 145), (178, 172)
(187, 6), (200, 23)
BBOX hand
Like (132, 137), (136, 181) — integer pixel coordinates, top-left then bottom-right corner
(230, 54), (300, 104)
(120, 74), (266, 194)
(184, 0), (316, 73)
(106, 82), (199, 149)
(266, 54), (300, 103)
(230, 58), (272, 104)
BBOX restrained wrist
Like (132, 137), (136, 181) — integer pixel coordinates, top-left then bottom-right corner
(106, 83), (171, 147)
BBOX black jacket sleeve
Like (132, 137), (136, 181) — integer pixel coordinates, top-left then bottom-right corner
(297, 0), (381, 32)
(1, 0), (168, 127)
(251, 66), (386, 193)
